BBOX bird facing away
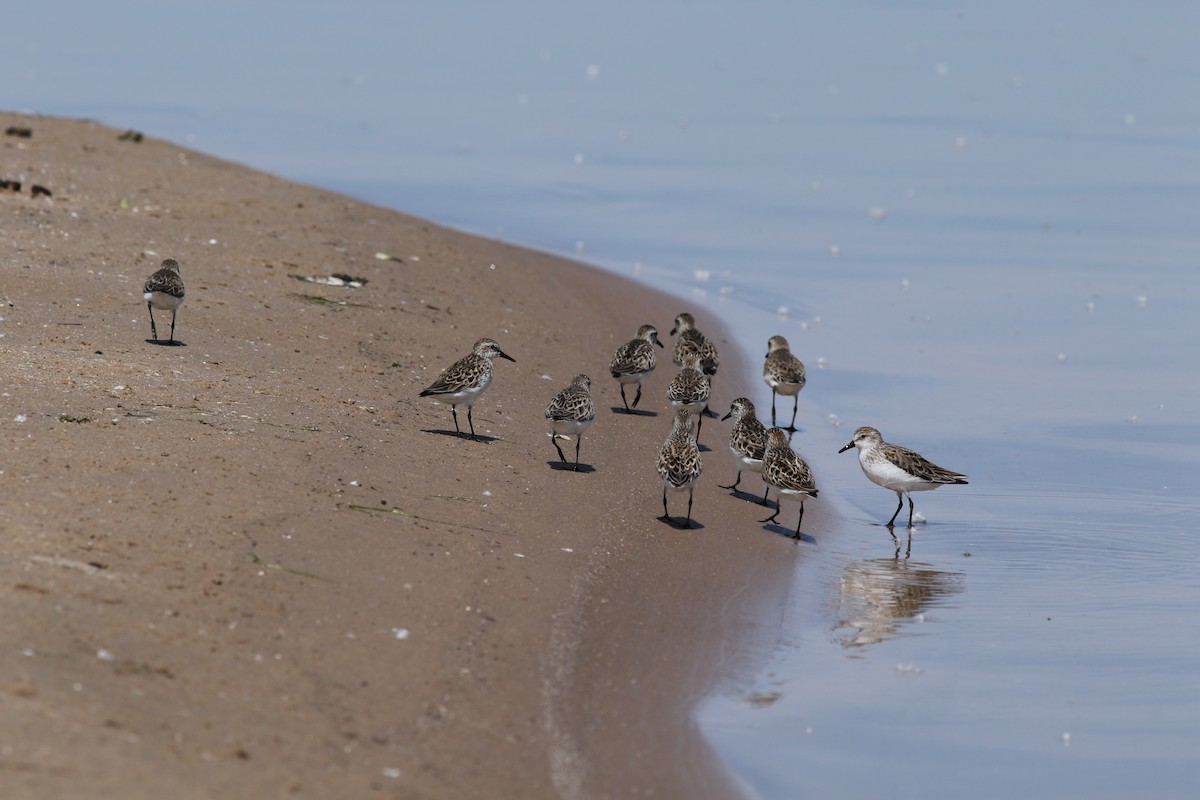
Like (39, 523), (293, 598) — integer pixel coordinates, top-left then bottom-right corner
(143, 258), (185, 343)
(838, 426), (968, 528)
(763, 335), (806, 430)
(609, 324), (664, 412)
(666, 352), (711, 443)
(657, 408), (703, 528)
(545, 373), (596, 471)
(670, 312), (719, 376)
(760, 428), (818, 538)
(419, 338), (516, 441)
(719, 397), (771, 505)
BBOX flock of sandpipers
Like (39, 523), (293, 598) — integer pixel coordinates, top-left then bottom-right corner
(142, 257), (967, 539)
(414, 308), (969, 540)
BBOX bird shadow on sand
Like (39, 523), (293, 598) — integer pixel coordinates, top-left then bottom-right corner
(546, 462), (596, 474)
(421, 428), (500, 444)
(760, 522), (818, 544)
(727, 488), (777, 508)
(609, 406), (658, 417)
(145, 339), (186, 347)
(657, 516), (705, 531)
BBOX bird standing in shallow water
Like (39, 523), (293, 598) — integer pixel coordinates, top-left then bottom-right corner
(419, 338), (516, 441)
(760, 428), (818, 538)
(718, 397), (771, 505)
(838, 426), (968, 528)
(609, 324), (663, 412)
(763, 335), (805, 430)
(143, 258), (185, 343)
(657, 408), (703, 528)
(545, 373), (595, 471)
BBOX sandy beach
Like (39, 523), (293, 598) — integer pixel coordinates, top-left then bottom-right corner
(0, 114), (823, 798)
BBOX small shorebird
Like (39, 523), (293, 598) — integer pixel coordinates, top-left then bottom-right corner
(545, 373), (596, 470)
(419, 337), (515, 441)
(670, 312), (719, 376)
(838, 426), (968, 528)
(657, 408), (703, 528)
(760, 428), (818, 538)
(666, 352), (711, 443)
(143, 258), (185, 343)
(763, 335), (805, 430)
(609, 324), (663, 412)
(718, 397), (771, 505)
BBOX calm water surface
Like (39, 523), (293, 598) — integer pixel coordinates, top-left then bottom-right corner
(5, 2), (1198, 797)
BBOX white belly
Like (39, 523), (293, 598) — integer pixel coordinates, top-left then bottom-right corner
(731, 449), (764, 473)
(144, 290), (184, 311)
(434, 378), (490, 406)
(671, 398), (706, 415)
(775, 486), (814, 505)
(550, 417), (593, 438)
(860, 454), (938, 493)
(767, 376), (802, 396)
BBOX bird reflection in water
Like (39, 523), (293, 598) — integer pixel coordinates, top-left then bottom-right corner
(835, 534), (964, 650)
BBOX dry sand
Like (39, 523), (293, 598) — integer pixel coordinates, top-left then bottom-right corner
(0, 114), (816, 799)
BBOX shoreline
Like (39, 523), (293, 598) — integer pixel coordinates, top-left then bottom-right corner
(0, 112), (801, 798)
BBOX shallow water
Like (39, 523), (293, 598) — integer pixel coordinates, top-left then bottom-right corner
(6, 1), (1199, 796)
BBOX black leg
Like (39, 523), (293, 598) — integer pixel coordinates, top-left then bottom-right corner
(684, 487), (694, 528)
(760, 486), (771, 506)
(573, 436), (582, 471)
(793, 502), (805, 538)
(619, 384), (631, 412)
(771, 389), (778, 426)
(168, 309), (177, 343)
(695, 410), (703, 442)
(552, 437), (567, 463)
(661, 486), (671, 522)
(451, 405), (462, 435)
(907, 496), (915, 528)
(466, 406), (479, 441)
(887, 493), (904, 527)
(760, 507), (780, 525)
(147, 303), (158, 341)
(717, 470), (742, 491)
(632, 384), (643, 408)
(789, 396), (799, 431)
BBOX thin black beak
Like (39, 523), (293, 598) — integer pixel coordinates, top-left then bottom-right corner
(838, 442), (854, 453)
(499, 351), (516, 363)
(721, 411), (732, 421)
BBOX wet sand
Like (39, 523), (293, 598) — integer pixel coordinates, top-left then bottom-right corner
(0, 114), (813, 798)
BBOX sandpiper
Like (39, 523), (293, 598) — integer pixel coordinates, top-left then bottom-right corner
(718, 397), (771, 505)
(670, 312), (719, 376)
(666, 352), (711, 443)
(419, 338), (515, 441)
(545, 373), (596, 470)
(760, 428), (818, 538)
(763, 335), (805, 430)
(609, 324), (663, 412)
(143, 258), (185, 343)
(657, 408), (704, 528)
(838, 426), (968, 528)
